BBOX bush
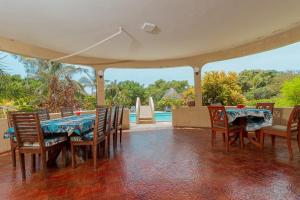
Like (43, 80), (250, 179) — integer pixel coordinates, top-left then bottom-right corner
(281, 76), (300, 106)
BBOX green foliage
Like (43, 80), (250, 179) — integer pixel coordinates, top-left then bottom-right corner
(15, 56), (88, 112)
(281, 76), (300, 106)
(202, 71), (245, 105)
(181, 87), (195, 105)
(104, 79), (189, 110)
(105, 80), (145, 107)
(80, 95), (96, 110)
(145, 79), (189, 105)
(238, 70), (298, 100)
(157, 98), (183, 110)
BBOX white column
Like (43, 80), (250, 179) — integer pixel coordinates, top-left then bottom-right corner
(96, 69), (105, 105)
(193, 67), (203, 107)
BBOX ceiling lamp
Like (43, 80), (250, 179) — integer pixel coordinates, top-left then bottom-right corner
(141, 22), (157, 33)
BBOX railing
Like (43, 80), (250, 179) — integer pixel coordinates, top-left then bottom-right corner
(149, 97), (155, 122)
(135, 97), (141, 124)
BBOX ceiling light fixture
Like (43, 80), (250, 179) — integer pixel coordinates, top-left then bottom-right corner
(141, 22), (157, 33)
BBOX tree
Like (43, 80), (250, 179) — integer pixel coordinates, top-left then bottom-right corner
(105, 80), (145, 107)
(281, 76), (300, 105)
(0, 53), (7, 75)
(145, 79), (189, 104)
(202, 71), (245, 105)
(79, 69), (97, 94)
(182, 87), (195, 105)
(15, 56), (86, 112)
(238, 70), (278, 94)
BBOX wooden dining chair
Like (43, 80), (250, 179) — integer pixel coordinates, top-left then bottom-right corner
(36, 108), (50, 121)
(111, 106), (119, 151)
(256, 102), (275, 113)
(104, 106), (112, 156)
(207, 105), (244, 152)
(260, 105), (300, 160)
(12, 112), (67, 180)
(60, 106), (74, 118)
(117, 106), (124, 144)
(256, 102), (275, 144)
(71, 107), (107, 169)
(7, 111), (20, 167)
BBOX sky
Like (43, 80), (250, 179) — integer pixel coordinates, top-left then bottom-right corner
(1, 41), (300, 86)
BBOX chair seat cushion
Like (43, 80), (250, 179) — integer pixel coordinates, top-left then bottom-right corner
(71, 132), (94, 142)
(263, 125), (287, 132)
(262, 125), (298, 133)
(23, 137), (67, 147)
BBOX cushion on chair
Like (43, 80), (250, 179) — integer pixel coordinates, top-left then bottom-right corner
(23, 137), (67, 147)
(263, 125), (287, 132)
(70, 132), (94, 142)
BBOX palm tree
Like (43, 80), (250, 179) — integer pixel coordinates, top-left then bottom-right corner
(105, 80), (121, 105)
(79, 69), (96, 95)
(16, 56), (86, 111)
(0, 53), (7, 75)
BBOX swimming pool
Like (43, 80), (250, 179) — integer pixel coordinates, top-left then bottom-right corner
(130, 112), (172, 123)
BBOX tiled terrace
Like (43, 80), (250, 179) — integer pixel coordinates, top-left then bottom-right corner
(0, 127), (300, 200)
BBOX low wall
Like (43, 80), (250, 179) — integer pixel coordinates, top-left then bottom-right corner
(0, 109), (130, 154)
(173, 106), (293, 128)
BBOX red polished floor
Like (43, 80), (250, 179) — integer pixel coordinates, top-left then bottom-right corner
(1, 127), (300, 200)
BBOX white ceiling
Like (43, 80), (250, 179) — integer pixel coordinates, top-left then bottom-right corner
(1, 0), (300, 61)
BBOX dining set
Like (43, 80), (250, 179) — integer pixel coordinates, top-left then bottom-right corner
(208, 103), (300, 160)
(4, 105), (124, 181)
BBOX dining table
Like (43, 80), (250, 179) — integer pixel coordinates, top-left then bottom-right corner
(225, 108), (273, 147)
(3, 114), (97, 165)
(4, 114), (96, 139)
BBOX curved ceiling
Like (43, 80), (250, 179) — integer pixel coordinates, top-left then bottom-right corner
(1, 0), (300, 63)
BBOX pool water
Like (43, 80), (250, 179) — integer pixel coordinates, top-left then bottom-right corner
(130, 112), (172, 123)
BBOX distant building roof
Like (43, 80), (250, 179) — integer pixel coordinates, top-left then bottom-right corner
(163, 88), (181, 99)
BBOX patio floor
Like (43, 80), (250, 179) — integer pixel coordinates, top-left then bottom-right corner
(0, 127), (300, 200)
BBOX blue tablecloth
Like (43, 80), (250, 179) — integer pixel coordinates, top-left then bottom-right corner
(4, 114), (96, 139)
(226, 108), (272, 131)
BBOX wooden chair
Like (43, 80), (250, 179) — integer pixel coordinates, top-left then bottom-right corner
(117, 106), (124, 144)
(106, 106), (118, 152)
(104, 106), (112, 156)
(207, 106), (244, 152)
(12, 112), (67, 180)
(8, 109), (50, 168)
(260, 105), (300, 160)
(111, 106), (119, 151)
(60, 107), (74, 118)
(256, 102), (275, 113)
(256, 102), (275, 145)
(71, 107), (107, 169)
(36, 108), (50, 121)
(7, 111), (20, 167)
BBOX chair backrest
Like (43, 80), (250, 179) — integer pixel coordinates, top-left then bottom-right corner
(118, 106), (124, 126)
(11, 112), (44, 148)
(7, 111), (25, 128)
(36, 108), (50, 121)
(110, 106), (119, 129)
(207, 105), (229, 129)
(287, 105), (300, 133)
(97, 105), (111, 134)
(60, 107), (74, 118)
(93, 107), (107, 142)
(7, 111), (16, 128)
(256, 103), (275, 113)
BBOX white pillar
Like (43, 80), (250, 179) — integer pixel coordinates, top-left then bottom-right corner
(96, 69), (105, 105)
(193, 67), (203, 107)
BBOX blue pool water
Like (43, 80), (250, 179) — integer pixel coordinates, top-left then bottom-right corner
(130, 112), (172, 123)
